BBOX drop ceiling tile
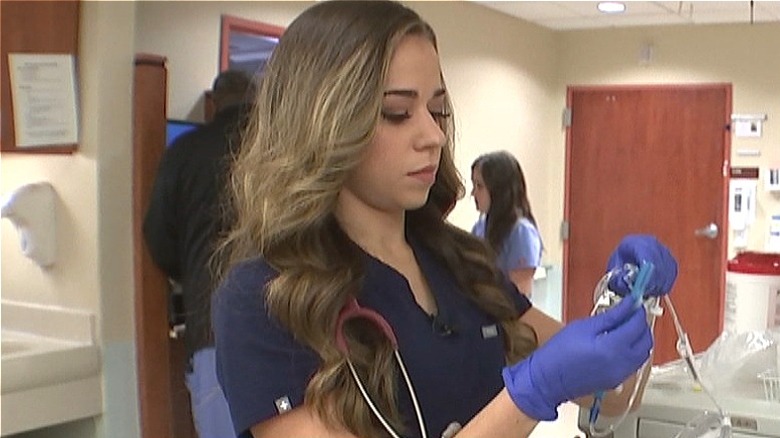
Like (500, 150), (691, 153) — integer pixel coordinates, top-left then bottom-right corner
(470, 0), (780, 30)
(603, 13), (690, 26)
(757, 1), (780, 19)
(478, 1), (571, 20)
(537, 16), (606, 30)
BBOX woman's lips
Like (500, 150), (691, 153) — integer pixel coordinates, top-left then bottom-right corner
(408, 166), (437, 184)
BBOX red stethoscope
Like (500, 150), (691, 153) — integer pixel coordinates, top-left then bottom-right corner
(335, 297), (429, 438)
(333, 298), (472, 438)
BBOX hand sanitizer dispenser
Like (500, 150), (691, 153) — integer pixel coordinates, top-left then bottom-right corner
(1, 182), (57, 267)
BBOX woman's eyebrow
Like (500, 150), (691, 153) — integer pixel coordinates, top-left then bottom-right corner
(384, 89), (416, 98)
(383, 88), (447, 98)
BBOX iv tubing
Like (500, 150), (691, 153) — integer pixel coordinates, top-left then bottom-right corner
(588, 262), (656, 437)
(664, 295), (732, 438)
(663, 295), (725, 418)
(588, 310), (658, 437)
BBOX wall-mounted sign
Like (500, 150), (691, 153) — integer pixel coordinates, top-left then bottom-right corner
(731, 113), (767, 139)
(8, 53), (79, 148)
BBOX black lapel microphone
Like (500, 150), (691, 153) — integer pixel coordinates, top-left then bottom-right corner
(431, 314), (457, 337)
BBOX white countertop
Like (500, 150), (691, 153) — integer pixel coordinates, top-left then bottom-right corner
(1, 300), (102, 436)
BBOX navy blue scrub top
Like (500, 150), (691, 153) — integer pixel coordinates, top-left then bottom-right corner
(212, 240), (532, 438)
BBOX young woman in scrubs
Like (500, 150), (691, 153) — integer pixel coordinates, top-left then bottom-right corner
(212, 2), (678, 437)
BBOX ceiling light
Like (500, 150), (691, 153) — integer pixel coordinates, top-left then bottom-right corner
(597, 2), (626, 14)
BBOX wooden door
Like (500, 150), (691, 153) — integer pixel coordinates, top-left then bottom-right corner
(133, 54), (196, 438)
(563, 84), (731, 365)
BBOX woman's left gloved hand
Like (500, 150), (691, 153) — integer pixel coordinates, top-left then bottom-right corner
(606, 234), (678, 297)
(501, 298), (652, 421)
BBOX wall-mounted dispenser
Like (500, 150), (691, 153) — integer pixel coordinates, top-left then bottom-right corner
(729, 167), (759, 250)
(731, 113), (767, 139)
(1, 182), (57, 268)
(768, 215), (780, 253)
(767, 167), (780, 193)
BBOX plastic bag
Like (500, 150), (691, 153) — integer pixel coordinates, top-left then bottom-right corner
(697, 329), (778, 397)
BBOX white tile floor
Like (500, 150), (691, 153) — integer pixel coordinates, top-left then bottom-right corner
(528, 402), (584, 438)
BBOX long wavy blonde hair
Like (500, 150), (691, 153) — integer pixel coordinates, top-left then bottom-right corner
(217, 1), (538, 436)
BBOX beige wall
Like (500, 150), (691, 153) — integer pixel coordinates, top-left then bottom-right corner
(133, 0), (561, 250)
(410, 2), (559, 247)
(134, 1), (313, 122)
(2, 1), (778, 436)
(1, 2), (139, 437)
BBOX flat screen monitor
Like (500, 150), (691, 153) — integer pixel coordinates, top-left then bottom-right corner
(166, 119), (202, 147)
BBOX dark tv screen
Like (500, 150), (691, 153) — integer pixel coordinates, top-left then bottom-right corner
(166, 120), (201, 147)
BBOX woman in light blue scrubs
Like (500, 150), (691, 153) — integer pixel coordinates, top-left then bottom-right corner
(472, 151), (542, 297)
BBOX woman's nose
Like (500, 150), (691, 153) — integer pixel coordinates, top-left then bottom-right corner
(415, 112), (446, 151)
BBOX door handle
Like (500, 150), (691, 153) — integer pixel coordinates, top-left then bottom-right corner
(694, 222), (719, 239)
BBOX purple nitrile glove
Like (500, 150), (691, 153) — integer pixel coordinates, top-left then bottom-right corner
(607, 234), (678, 297)
(502, 298), (652, 421)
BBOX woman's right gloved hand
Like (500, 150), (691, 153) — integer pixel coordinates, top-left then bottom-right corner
(502, 297), (652, 421)
(607, 234), (678, 297)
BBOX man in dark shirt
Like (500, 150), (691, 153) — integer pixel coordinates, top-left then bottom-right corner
(144, 70), (253, 438)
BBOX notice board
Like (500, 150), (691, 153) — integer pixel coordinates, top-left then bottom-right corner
(1, 1), (80, 153)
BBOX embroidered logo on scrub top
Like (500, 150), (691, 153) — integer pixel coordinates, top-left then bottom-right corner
(481, 324), (498, 339)
(274, 396), (292, 414)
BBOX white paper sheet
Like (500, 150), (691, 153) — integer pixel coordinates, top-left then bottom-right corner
(8, 53), (79, 148)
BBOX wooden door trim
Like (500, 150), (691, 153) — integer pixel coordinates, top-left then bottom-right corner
(219, 14), (284, 72)
(716, 84), (732, 333)
(133, 53), (174, 438)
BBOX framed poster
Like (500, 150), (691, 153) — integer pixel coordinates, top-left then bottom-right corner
(8, 53), (79, 149)
(219, 15), (284, 78)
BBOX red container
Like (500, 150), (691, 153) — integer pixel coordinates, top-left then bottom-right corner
(727, 251), (780, 275)
(725, 251), (780, 332)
